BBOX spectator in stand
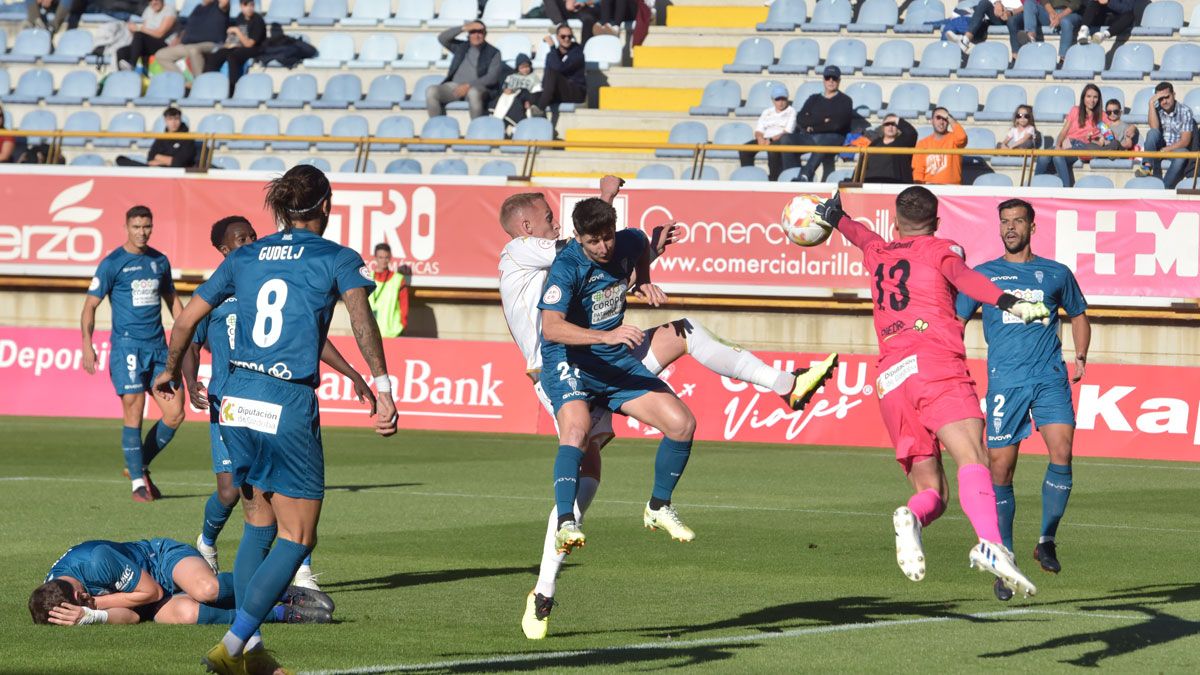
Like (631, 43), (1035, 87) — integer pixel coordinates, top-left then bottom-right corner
(116, 0), (177, 73)
(861, 114), (918, 184)
(530, 24), (587, 117)
(206, 0), (266, 95)
(1100, 98), (1138, 151)
(1137, 81), (1195, 188)
(1035, 83), (1103, 187)
(24, 0), (72, 34)
(1022, 0), (1084, 63)
(116, 108), (196, 168)
(498, 54), (539, 125)
(737, 83), (796, 181)
(368, 244), (409, 338)
(786, 65), (854, 182)
(0, 112), (15, 163)
(542, 1), (601, 43)
(155, 0), (230, 79)
(427, 21), (504, 119)
(998, 104), (1039, 150)
(912, 107), (968, 185)
(1077, 0), (1150, 45)
(594, 0), (639, 37)
(948, 0), (1026, 54)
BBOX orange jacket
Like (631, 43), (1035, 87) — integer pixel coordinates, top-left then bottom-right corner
(912, 122), (968, 185)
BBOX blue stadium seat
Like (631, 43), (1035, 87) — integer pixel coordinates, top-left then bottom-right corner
(636, 163), (675, 179)
(342, 0), (390, 26)
(777, 166), (804, 182)
(386, 0), (434, 27)
(1005, 42), (1057, 78)
(1153, 43), (1200, 80)
(339, 158), (376, 173)
(454, 116), (505, 152)
(70, 153), (106, 166)
(46, 70), (96, 105)
(384, 158), (422, 174)
(351, 34), (398, 69)
(895, 0), (944, 33)
(228, 114), (280, 150)
(304, 33), (355, 68)
(1125, 176), (1166, 189)
(494, 34), (533, 67)
(400, 74), (443, 110)
(846, 81), (882, 116)
(682, 165), (719, 180)
(18, 109), (56, 144)
(911, 40), (962, 77)
(62, 110), (101, 147)
(862, 39), (914, 76)
(656, 121), (708, 158)
(223, 72), (273, 108)
(958, 42), (1009, 78)
(249, 156), (287, 172)
(0, 70), (8, 99)
(481, 0), (522, 26)
(91, 71), (141, 106)
(317, 114), (368, 151)
(504, 117), (554, 154)
(94, 111), (144, 147)
(275, 114), (324, 151)
(210, 156), (241, 170)
(187, 72), (230, 107)
(1034, 85), (1075, 123)
(479, 159), (517, 176)
(373, 115), (416, 151)
(1182, 5), (1200, 37)
(1102, 43), (1155, 80)
(792, 80), (824, 108)
(824, 169), (854, 183)
(965, 127), (996, 166)
(4, 69), (53, 106)
(197, 113), (236, 137)
(431, 158), (469, 175)
(1074, 175), (1114, 189)
(0, 28), (50, 63)
(823, 38), (866, 74)
(359, 74), (406, 110)
(884, 82), (931, 118)
(429, 0), (478, 28)
(938, 83), (979, 119)
(848, 0), (898, 32)
(723, 37), (774, 73)
(767, 37), (820, 75)
(395, 34), (442, 69)
(411, 115), (461, 152)
(313, 73), (362, 109)
(1125, 86), (1155, 124)
(268, 74), (317, 109)
(975, 84), (1027, 121)
(583, 35), (622, 69)
(735, 80), (787, 116)
(729, 165), (769, 181)
(265, 0), (304, 24)
(297, 156), (332, 172)
(136, 72), (184, 106)
(297, 0), (347, 26)
(690, 79), (742, 116)
(973, 173), (1013, 186)
(1132, 1), (1183, 35)
(1184, 89), (1200, 120)
(1056, 43), (1104, 79)
(708, 122), (755, 159)
(803, 0), (853, 31)
(43, 29), (92, 64)
(1029, 173), (1063, 187)
(758, 0), (807, 30)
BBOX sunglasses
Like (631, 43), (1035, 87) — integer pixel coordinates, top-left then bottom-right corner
(1015, 112), (1030, 119)
(934, 116), (949, 122)
(558, 34), (573, 40)
(1106, 108), (1121, 114)
(881, 121), (897, 127)
(824, 75), (839, 81)
(468, 29), (485, 35)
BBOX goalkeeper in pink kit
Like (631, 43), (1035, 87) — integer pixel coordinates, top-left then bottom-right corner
(814, 187), (1050, 598)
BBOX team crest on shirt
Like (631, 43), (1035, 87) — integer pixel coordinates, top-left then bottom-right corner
(543, 285), (562, 304)
(358, 265), (372, 280)
(1035, 271), (1044, 283)
(150, 261), (158, 274)
(88, 276), (99, 291)
(993, 417), (1002, 433)
(949, 245), (964, 259)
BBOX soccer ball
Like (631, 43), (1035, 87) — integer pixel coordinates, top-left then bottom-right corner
(781, 194), (833, 247)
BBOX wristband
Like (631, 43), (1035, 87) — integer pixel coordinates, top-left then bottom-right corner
(374, 375), (392, 393)
(79, 607), (108, 625)
(995, 293), (1020, 313)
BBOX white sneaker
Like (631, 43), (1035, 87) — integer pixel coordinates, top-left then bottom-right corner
(1077, 25), (1089, 43)
(968, 540), (1038, 598)
(1091, 29), (1109, 44)
(892, 506), (925, 582)
(195, 534), (219, 573)
(643, 503), (695, 542)
(291, 564), (321, 591)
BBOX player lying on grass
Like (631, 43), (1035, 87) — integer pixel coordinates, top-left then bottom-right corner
(498, 178), (837, 639)
(814, 187), (1049, 598)
(182, 215), (375, 592)
(30, 538), (334, 626)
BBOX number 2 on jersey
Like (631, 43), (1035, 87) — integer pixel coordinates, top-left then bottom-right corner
(251, 278), (288, 348)
(873, 261), (911, 311)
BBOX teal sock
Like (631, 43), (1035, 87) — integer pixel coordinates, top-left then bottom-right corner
(994, 483), (1016, 551)
(197, 603), (236, 624)
(553, 445), (585, 522)
(201, 491), (235, 546)
(121, 426), (143, 479)
(1041, 463), (1073, 541)
(236, 538), (310, 643)
(216, 572), (236, 606)
(651, 437), (692, 503)
(233, 523), (276, 609)
(141, 421), (177, 467)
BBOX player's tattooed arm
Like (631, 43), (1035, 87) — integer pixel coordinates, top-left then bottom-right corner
(320, 339), (377, 414)
(80, 294), (101, 375)
(343, 286), (397, 435)
(1070, 312), (1091, 382)
(154, 295), (215, 398)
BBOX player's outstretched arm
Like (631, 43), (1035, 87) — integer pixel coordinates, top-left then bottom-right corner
(648, 221), (681, 262)
(1070, 312), (1091, 382)
(630, 236), (668, 307)
(542, 309), (644, 349)
(80, 295), (102, 375)
(181, 343), (208, 410)
(342, 286), (397, 436)
(154, 295), (214, 398)
(814, 192), (881, 251)
(941, 255), (1049, 324)
(320, 340), (377, 414)
(599, 175), (624, 203)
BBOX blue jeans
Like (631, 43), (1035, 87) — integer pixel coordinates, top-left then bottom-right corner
(1143, 128), (1196, 189)
(782, 131), (845, 181)
(1023, 2), (1083, 58)
(1035, 154), (1076, 187)
(968, 0), (1026, 53)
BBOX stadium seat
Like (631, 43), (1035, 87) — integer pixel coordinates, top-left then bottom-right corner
(479, 159), (518, 176)
(895, 0), (944, 33)
(1005, 42), (1057, 78)
(374, 115), (419, 151)
(735, 80), (787, 116)
(187, 72), (230, 107)
(210, 156), (241, 170)
(729, 165), (769, 181)
(1181, 5), (1200, 36)
(136, 72), (184, 107)
(313, 73), (363, 109)
(304, 33), (355, 68)
(690, 79), (742, 116)
(1153, 43), (1200, 80)
(223, 72), (273, 108)
(723, 38), (774, 74)
(268, 74), (318, 109)
(777, 166), (804, 182)
(1184, 89), (1200, 120)
(62, 110), (101, 147)
(1056, 43), (1104, 79)
(454, 116), (505, 152)
(411, 115), (461, 152)
(359, 74), (406, 110)
(823, 38), (866, 74)
(846, 81), (883, 116)
(964, 127), (996, 166)
(1125, 176), (1166, 189)
(803, 0), (853, 31)
(431, 158), (469, 175)
(94, 111), (144, 148)
(384, 158), (422, 174)
(429, 0), (478, 28)
(0, 69), (8, 100)
(767, 38), (820, 75)
(395, 34), (443, 69)
(1132, 1), (1183, 35)
(70, 153), (106, 166)
(197, 113), (236, 136)
(297, 156), (333, 172)
(400, 74), (444, 110)
(656, 121), (708, 158)
(317, 114), (368, 151)
(884, 82), (931, 118)
(386, 0), (435, 27)
(265, 0), (304, 24)
(1074, 175), (1114, 189)
(228, 114), (280, 150)
(342, 0), (390, 26)
(494, 34), (533, 67)
(938, 83), (979, 119)
(1100, 86), (1124, 109)
(0, 28), (50, 63)
(481, 0), (522, 26)
(709, 122), (755, 159)
(249, 156), (287, 172)
(43, 29), (92, 64)
(792, 80), (824, 108)
(911, 40), (962, 77)
(45, 70), (96, 105)
(824, 169), (854, 183)
(683, 164), (719, 180)
(848, 0), (898, 32)
(1102, 43), (1155, 80)
(958, 42), (1009, 78)
(19, 109), (56, 144)
(339, 158), (376, 173)
(90, 71), (140, 106)
(975, 84), (1027, 121)
(758, 0), (807, 31)
(636, 163), (675, 179)
(351, 34), (398, 69)
(1034, 86), (1075, 123)
(583, 35), (622, 69)
(275, 114), (324, 151)
(1028, 173), (1063, 187)
(297, 0), (347, 26)
(862, 39), (914, 76)
(973, 173), (1013, 186)
(504, 117), (554, 154)
(1125, 86), (1155, 124)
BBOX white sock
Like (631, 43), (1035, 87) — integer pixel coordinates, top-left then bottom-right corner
(244, 633), (263, 653)
(131, 478), (146, 491)
(221, 630), (246, 658)
(682, 317), (793, 395)
(533, 476), (599, 598)
(641, 347), (664, 375)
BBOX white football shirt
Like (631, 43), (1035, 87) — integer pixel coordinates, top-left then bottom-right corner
(498, 236), (560, 373)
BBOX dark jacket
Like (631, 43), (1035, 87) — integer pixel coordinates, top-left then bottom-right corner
(148, 122), (196, 168)
(862, 118), (918, 184)
(438, 26), (503, 90)
(544, 43), (586, 89)
(799, 91), (854, 135)
(1103, 0), (1137, 13)
(183, 0), (229, 45)
(256, 23), (317, 68)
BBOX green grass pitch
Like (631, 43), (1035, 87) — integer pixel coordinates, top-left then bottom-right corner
(2, 416), (1199, 673)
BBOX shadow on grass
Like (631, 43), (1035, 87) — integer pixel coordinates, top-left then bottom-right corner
(409, 643), (754, 672)
(325, 482), (422, 493)
(321, 566), (531, 592)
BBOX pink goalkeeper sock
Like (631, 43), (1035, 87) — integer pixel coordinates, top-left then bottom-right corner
(907, 488), (946, 527)
(958, 463), (1003, 544)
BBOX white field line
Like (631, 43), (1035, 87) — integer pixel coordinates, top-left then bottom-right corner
(301, 608), (1145, 675)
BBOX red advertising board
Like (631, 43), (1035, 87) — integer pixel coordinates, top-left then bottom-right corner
(3, 327), (1198, 463)
(1, 168), (1197, 303)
